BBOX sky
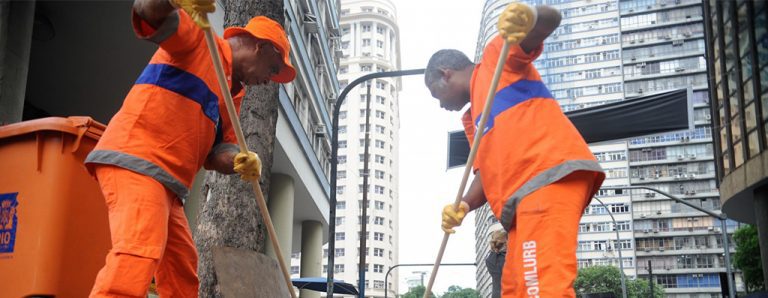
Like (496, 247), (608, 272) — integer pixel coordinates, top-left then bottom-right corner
(389, 0), (483, 295)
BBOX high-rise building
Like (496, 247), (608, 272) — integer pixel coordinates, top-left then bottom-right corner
(618, 1), (744, 296)
(290, 0), (402, 297)
(473, 0), (741, 296)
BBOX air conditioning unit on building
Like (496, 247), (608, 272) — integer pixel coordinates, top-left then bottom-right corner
(677, 154), (685, 160)
(314, 125), (327, 137)
(303, 14), (319, 33)
(689, 153), (697, 159)
(659, 247), (665, 252)
(675, 67), (686, 72)
(653, 229), (659, 233)
(656, 210), (662, 215)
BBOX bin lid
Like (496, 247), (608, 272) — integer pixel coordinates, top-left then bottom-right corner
(0, 117), (105, 139)
(0, 116), (106, 151)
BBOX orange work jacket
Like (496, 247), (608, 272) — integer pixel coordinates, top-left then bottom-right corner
(85, 10), (244, 202)
(464, 35), (605, 231)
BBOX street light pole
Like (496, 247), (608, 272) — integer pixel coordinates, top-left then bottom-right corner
(327, 69), (425, 298)
(601, 186), (736, 298)
(383, 263), (476, 298)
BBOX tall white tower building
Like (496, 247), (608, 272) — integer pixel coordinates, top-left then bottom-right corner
(291, 0), (402, 297)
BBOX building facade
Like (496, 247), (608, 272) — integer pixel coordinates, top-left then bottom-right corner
(703, 0), (768, 291)
(289, 0), (402, 297)
(618, 1), (742, 296)
(0, 1), (340, 296)
(473, 0), (741, 296)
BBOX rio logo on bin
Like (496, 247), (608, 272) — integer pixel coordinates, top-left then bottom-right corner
(0, 193), (18, 254)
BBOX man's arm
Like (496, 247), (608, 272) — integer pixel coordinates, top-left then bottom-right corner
(463, 172), (487, 211)
(204, 145), (238, 174)
(520, 5), (562, 54)
(133, 0), (176, 29)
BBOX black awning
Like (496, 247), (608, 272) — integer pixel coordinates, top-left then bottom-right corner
(447, 89), (692, 168)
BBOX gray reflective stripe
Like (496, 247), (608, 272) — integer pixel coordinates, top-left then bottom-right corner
(85, 150), (189, 203)
(144, 10), (180, 44)
(499, 160), (603, 231)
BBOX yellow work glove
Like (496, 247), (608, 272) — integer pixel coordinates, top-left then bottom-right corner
(497, 2), (538, 45)
(169, 0), (215, 28)
(442, 201), (470, 234)
(233, 151), (262, 182)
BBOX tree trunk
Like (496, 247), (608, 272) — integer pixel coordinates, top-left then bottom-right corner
(195, 1), (284, 297)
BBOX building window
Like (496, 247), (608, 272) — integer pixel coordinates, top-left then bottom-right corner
(374, 248), (384, 257)
(376, 26), (385, 34)
(377, 40), (384, 48)
(335, 232), (345, 240)
(338, 155), (347, 164)
(375, 170), (385, 179)
(335, 248), (345, 257)
(376, 80), (387, 89)
(376, 125), (385, 133)
(374, 185), (385, 194)
(375, 140), (385, 148)
(339, 125), (347, 133)
(334, 264), (345, 273)
(376, 110), (385, 119)
(362, 24), (372, 32)
(358, 184), (369, 193)
(336, 186), (345, 194)
(373, 264), (384, 273)
(374, 216), (385, 225)
(375, 200), (385, 210)
(339, 66), (348, 74)
(361, 64), (372, 72)
(291, 266), (299, 274)
(338, 141), (347, 150)
(374, 232), (384, 241)
(376, 96), (386, 104)
(337, 201), (346, 210)
(358, 230), (370, 238)
(375, 155), (385, 164)
(362, 39), (371, 46)
(336, 216), (344, 226)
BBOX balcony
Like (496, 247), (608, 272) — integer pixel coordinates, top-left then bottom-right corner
(620, 0), (703, 17)
(629, 154), (715, 167)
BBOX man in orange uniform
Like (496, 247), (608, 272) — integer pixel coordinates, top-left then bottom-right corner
(84, 0), (295, 296)
(425, 3), (605, 297)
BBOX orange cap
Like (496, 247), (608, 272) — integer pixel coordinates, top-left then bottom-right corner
(224, 16), (296, 83)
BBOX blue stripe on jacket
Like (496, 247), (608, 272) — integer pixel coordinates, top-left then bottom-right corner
(136, 63), (220, 124)
(475, 80), (554, 135)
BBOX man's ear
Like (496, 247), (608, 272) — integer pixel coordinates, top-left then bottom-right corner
(440, 68), (453, 80)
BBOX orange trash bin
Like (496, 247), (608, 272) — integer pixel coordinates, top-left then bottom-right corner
(0, 116), (110, 298)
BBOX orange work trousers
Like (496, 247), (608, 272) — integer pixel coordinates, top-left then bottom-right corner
(501, 171), (596, 297)
(89, 165), (198, 298)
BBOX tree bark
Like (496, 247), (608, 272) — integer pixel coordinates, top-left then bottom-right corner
(195, 1), (284, 297)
